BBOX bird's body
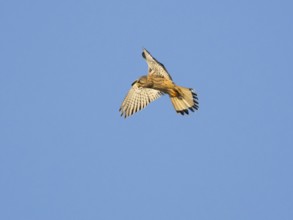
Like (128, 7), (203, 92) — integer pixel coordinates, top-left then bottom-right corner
(137, 75), (175, 95)
(119, 49), (199, 118)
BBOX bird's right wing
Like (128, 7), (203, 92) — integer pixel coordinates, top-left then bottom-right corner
(119, 82), (163, 118)
(142, 49), (173, 80)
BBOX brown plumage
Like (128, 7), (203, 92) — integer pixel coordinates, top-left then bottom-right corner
(119, 49), (199, 118)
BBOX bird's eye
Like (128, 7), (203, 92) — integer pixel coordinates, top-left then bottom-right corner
(142, 51), (146, 59)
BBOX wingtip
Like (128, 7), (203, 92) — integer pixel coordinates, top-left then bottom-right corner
(142, 48), (151, 59)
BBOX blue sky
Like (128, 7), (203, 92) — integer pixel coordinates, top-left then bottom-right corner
(1, 0), (293, 219)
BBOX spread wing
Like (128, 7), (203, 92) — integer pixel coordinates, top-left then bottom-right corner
(142, 48), (173, 80)
(119, 82), (163, 118)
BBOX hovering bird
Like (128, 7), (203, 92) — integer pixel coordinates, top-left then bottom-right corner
(119, 49), (199, 118)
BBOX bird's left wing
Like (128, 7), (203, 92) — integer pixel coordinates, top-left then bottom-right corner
(119, 82), (163, 118)
(142, 49), (173, 80)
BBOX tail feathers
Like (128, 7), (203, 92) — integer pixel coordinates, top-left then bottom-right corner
(170, 86), (199, 115)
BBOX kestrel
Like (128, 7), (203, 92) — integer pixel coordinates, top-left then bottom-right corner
(119, 49), (199, 118)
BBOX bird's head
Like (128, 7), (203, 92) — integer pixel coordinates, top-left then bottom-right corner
(132, 76), (148, 88)
(138, 75), (148, 86)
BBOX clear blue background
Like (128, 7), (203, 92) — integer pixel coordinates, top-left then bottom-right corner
(1, 0), (292, 219)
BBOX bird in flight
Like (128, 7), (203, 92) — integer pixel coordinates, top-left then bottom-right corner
(119, 49), (199, 118)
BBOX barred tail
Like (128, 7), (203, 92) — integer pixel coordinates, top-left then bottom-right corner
(170, 86), (199, 115)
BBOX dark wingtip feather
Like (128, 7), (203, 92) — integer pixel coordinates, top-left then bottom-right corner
(142, 51), (146, 59)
